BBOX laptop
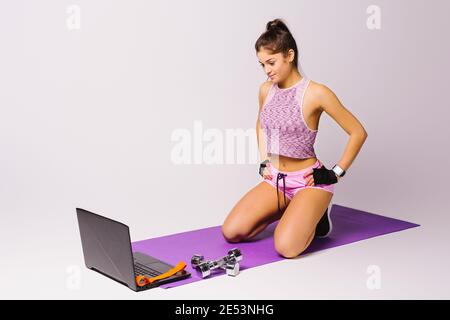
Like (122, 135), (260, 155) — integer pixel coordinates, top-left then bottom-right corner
(76, 208), (191, 291)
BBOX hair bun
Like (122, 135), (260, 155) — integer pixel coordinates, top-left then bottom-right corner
(266, 19), (289, 32)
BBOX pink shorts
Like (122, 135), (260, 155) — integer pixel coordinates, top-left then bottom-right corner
(263, 159), (335, 201)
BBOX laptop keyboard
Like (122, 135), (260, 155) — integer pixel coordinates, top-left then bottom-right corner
(134, 262), (161, 277)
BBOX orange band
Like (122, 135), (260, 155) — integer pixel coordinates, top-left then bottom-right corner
(136, 261), (187, 287)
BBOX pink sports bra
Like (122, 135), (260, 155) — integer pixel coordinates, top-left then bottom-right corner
(259, 77), (318, 159)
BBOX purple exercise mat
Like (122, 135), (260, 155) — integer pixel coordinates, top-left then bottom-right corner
(131, 204), (419, 289)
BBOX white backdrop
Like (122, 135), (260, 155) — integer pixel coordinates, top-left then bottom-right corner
(1, 0), (449, 299)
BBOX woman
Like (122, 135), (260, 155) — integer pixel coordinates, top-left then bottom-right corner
(221, 19), (368, 258)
